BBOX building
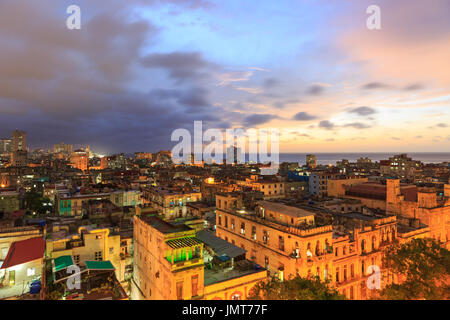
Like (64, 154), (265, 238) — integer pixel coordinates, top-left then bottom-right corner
(380, 154), (421, 180)
(306, 154), (317, 169)
(70, 149), (89, 172)
(0, 190), (20, 213)
(0, 139), (11, 156)
(110, 190), (143, 208)
(309, 172), (340, 198)
(238, 176), (285, 200)
(215, 198), (400, 299)
(50, 257), (128, 300)
(327, 177), (369, 198)
(135, 152), (153, 161)
(11, 130), (27, 167)
(46, 225), (132, 285)
(56, 191), (111, 217)
(53, 142), (73, 155)
(144, 187), (202, 220)
(131, 214), (267, 300)
(0, 237), (45, 299)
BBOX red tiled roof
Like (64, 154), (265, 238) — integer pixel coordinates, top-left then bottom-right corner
(0, 237), (45, 269)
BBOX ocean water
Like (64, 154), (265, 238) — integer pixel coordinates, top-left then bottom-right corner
(278, 153), (450, 165)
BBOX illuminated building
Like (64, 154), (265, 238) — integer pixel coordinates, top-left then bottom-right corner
(70, 149), (89, 171)
(306, 154), (317, 169)
(131, 215), (267, 300)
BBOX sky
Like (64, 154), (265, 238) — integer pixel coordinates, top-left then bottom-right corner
(0, 0), (449, 155)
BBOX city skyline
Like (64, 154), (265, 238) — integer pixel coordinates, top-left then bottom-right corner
(0, 0), (449, 154)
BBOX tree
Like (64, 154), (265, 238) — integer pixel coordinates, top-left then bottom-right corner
(380, 238), (450, 300)
(248, 276), (345, 300)
(23, 189), (53, 215)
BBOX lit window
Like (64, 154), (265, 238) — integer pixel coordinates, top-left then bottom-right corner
(27, 268), (36, 276)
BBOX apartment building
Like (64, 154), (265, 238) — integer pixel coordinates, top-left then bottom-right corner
(131, 214), (267, 300)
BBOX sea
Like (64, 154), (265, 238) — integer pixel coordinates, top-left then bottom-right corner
(277, 153), (450, 166)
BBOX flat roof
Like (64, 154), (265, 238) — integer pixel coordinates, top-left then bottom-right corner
(196, 230), (246, 258)
(166, 237), (203, 249)
(142, 215), (193, 234)
(257, 200), (315, 218)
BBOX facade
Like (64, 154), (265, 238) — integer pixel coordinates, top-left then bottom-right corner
(70, 149), (89, 171)
(144, 187), (202, 219)
(0, 191), (20, 212)
(0, 139), (11, 157)
(215, 199), (403, 299)
(306, 154), (317, 169)
(0, 236), (45, 299)
(309, 172), (340, 198)
(46, 225), (131, 284)
(110, 190), (143, 208)
(131, 215), (267, 300)
(53, 142), (73, 155)
(57, 191), (111, 216)
(380, 154), (421, 179)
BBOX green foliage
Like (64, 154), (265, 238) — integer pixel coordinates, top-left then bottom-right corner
(24, 189), (52, 215)
(380, 238), (450, 300)
(248, 276), (345, 300)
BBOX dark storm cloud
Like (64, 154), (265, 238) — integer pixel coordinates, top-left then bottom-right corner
(243, 114), (280, 126)
(293, 112), (317, 121)
(0, 0), (225, 153)
(140, 52), (217, 83)
(348, 106), (376, 116)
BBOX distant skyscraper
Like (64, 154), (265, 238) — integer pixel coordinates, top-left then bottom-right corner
(306, 154), (317, 168)
(11, 130), (27, 166)
(53, 142), (73, 155)
(0, 139), (11, 156)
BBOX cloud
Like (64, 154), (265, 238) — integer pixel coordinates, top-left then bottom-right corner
(343, 122), (372, 129)
(404, 83), (425, 91)
(318, 120), (335, 130)
(361, 82), (392, 90)
(348, 106), (376, 116)
(140, 52), (216, 83)
(263, 78), (280, 88)
(243, 113), (280, 126)
(293, 112), (317, 121)
(306, 84), (325, 95)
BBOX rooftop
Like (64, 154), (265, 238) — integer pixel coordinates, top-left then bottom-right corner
(1, 237), (45, 269)
(141, 215), (193, 234)
(257, 200), (315, 218)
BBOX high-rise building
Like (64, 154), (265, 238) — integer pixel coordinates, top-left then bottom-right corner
(306, 154), (317, 168)
(70, 149), (89, 171)
(0, 139), (11, 156)
(53, 142), (73, 155)
(11, 130), (27, 167)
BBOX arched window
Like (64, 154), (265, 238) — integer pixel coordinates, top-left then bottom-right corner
(361, 239), (366, 253)
(372, 236), (376, 251)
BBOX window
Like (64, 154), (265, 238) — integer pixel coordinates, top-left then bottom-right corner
(95, 251), (103, 261)
(27, 268), (35, 277)
(240, 222), (245, 235)
(351, 264), (355, 278)
(109, 247), (114, 254)
(176, 281), (183, 300)
(251, 226), (257, 240)
(278, 236), (285, 251)
(191, 275), (199, 297)
(336, 267), (340, 283)
(225, 216), (228, 228)
(218, 214), (222, 226)
(231, 219), (235, 231)
(73, 255), (80, 264)
(263, 230), (269, 244)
